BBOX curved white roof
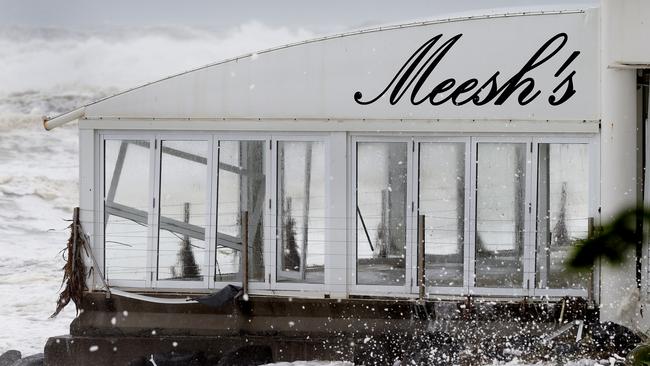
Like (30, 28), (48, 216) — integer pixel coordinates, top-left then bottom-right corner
(45, 7), (600, 129)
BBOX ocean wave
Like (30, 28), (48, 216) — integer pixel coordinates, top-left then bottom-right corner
(0, 176), (77, 203)
(0, 89), (113, 117)
(0, 22), (313, 116)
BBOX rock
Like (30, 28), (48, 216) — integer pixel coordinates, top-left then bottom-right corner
(353, 334), (406, 365)
(148, 352), (205, 366)
(400, 331), (463, 366)
(588, 321), (642, 356)
(125, 357), (147, 366)
(216, 345), (273, 366)
(475, 333), (545, 363)
(550, 341), (581, 362)
(10, 353), (43, 366)
(0, 350), (21, 366)
(126, 352), (206, 366)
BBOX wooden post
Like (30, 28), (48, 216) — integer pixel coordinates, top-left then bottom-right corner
(380, 189), (389, 257)
(418, 214), (426, 301)
(72, 207), (80, 273)
(242, 211), (249, 297)
(587, 217), (595, 305)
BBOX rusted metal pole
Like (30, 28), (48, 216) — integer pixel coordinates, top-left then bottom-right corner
(587, 217), (595, 305)
(418, 214), (426, 301)
(242, 211), (249, 297)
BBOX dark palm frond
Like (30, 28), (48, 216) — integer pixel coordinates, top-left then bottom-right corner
(51, 207), (87, 318)
(569, 207), (648, 270)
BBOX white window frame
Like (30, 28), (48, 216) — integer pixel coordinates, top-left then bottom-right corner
(98, 132), (156, 289)
(152, 133), (214, 290)
(530, 136), (598, 298)
(211, 133), (272, 292)
(413, 137), (472, 297)
(270, 133), (330, 293)
(468, 136), (535, 298)
(97, 129), (599, 299)
(348, 135), (415, 296)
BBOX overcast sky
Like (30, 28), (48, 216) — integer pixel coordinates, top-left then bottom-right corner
(1, 0), (598, 33)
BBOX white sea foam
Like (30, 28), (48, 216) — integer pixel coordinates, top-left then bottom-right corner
(0, 22), (313, 116)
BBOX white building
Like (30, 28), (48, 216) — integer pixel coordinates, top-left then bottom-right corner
(43, 1), (650, 363)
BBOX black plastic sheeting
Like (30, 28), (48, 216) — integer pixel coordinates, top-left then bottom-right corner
(193, 285), (242, 308)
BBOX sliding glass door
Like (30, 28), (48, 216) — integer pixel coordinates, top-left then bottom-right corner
(351, 137), (414, 294)
(156, 139), (211, 288)
(103, 138), (154, 287)
(100, 131), (595, 297)
(473, 140), (529, 292)
(534, 141), (591, 296)
(215, 140), (266, 284)
(416, 139), (469, 294)
(370, 135), (594, 297)
(276, 140), (326, 284)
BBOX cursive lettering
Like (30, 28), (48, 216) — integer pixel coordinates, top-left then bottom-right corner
(354, 33), (580, 107)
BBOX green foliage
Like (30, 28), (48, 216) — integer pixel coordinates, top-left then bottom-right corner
(628, 343), (650, 366)
(569, 207), (647, 270)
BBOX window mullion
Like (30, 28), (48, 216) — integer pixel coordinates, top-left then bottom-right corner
(525, 140), (538, 295)
(147, 136), (160, 288)
(405, 138), (415, 294)
(467, 138), (477, 292)
(206, 136), (218, 289)
(412, 139), (419, 294)
(267, 138), (276, 289)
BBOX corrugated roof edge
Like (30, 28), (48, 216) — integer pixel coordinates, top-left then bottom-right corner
(43, 8), (589, 130)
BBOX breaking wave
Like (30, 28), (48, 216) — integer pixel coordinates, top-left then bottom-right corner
(0, 22), (314, 117)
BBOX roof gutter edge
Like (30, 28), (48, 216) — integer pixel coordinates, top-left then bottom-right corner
(43, 107), (86, 131)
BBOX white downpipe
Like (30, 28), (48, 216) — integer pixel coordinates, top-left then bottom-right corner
(599, 0), (639, 325)
(110, 288), (198, 305)
(43, 107), (85, 131)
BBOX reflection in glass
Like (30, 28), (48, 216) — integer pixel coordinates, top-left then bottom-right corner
(537, 144), (589, 289)
(104, 140), (151, 281)
(216, 140), (266, 282)
(475, 143), (526, 288)
(157, 140), (208, 281)
(277, 141), (325, 283)
(419, 143), (465, 287)
(356, 142), (407, 285)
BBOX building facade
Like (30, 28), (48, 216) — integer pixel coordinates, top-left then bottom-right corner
(43, 1), (650, 363)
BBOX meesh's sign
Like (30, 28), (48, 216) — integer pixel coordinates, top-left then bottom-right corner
(354, 33), (580, 108)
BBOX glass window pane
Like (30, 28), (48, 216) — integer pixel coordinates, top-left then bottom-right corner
(216, 140), (266, 282)
(356, 142), (407, 286)
(277, 141), (325, 283)
(104, 140), (151, 281)
(157, 140), (208, 281)
(536, 143), (590, 289)
(419, 142), (465, 287)
(475, 143), (526, 288)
